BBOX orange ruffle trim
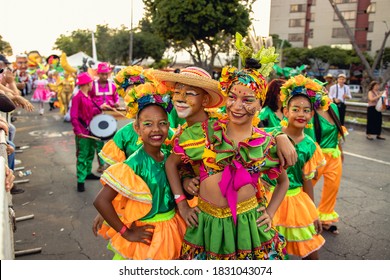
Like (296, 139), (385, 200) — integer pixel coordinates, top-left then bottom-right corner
(187, 196), (198, 208)
(285, 234), (325, 258)
(303, 142), (326, 180)
(99, 140), (126, 165)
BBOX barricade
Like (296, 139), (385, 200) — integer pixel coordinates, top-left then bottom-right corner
(0, 127), (15, 259)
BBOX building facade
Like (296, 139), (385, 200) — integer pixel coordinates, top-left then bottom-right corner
(269, 0), (390, 56)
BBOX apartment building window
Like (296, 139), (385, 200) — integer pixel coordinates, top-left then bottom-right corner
(334, 10), (356, 21)
(368, 22), (374, 32)
(311, 13), (315, 22)
(333, 0), (357, 3)
(288, 33), (304, 42)
(289, 18), (305, 27)
(290, 4), (306, 13)
(309, 29), (314, 38)
(367, 40), (372, 51)
(332, 28), (348, 38)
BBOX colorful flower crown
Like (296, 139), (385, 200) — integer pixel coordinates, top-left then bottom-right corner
(113, 66), (150, 97)
(125, 82), (173, 119)
(218, 32), (279, 105)
(280, 74), (331, 111)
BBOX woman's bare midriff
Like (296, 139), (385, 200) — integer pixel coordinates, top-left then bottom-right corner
(199, 172), (256, 207)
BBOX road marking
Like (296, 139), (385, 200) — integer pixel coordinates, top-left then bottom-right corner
(344, 151), (390, 166)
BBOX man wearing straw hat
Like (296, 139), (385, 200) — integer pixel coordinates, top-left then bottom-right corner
(328, 73), (352, 125)
(324, 73), (334, 92)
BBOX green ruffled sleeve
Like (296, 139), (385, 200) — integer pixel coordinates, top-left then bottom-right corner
(173, 121), (207, 163)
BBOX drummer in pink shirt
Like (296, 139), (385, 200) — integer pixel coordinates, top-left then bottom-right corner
(89, 62), (120, 173)
(70, 72), (111, 192)
(89, 62), (120, 109)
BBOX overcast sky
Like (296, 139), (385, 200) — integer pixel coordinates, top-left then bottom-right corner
(1, 0), (270, 61)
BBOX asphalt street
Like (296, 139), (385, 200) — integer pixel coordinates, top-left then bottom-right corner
(8, 107), (390, 260)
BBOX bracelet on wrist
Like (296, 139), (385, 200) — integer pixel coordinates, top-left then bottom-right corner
(174, 194), (186, 204)
(118, 225), (127, 235)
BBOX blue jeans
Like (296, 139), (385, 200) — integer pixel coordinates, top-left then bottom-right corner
(7, 140), (15, 170)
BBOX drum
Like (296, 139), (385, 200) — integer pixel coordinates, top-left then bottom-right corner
(89, 114), (117, 140)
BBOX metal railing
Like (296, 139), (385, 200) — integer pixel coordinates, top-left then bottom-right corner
(345, 101), (390, 123)
(0, 127), (15, 259)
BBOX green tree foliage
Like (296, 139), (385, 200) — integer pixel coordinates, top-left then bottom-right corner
(271, 34), (291, 49)
(281, 46), (373, 71)
(54, 24), (166, 65)
(282, 47), (310, 67)
(0, 35), (13, 56)
(382, 47), (390, 69)
(54, 29), (91, 56)
(144, 0), (253, 72)
(106, 26), (132, 65)
(95, 25), (114, 62)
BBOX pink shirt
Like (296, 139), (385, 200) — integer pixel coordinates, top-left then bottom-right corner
(89, 80), (119, 107)
(70, 90), (102, 135)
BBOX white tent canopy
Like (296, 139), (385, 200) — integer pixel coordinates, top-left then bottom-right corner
(66, 51), (100, 68)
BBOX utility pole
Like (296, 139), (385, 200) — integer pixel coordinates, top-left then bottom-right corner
(129, 0), (133, 65)
(92, 31), (97, 62)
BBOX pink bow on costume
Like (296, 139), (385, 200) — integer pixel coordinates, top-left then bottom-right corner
(218, 160), (259, 224)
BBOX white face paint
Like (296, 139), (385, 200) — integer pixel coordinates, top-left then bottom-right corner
(173, 83), (207, 119)
(175, 105), (192, 119)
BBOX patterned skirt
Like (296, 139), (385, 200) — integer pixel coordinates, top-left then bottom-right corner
(180, 196), (286, 260)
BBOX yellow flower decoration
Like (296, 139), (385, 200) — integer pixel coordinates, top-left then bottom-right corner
(321, 96), (331, 111)
(280, 119), (288, 127)
(305, 123), (313, 129)
(125, 82), (173, 119)
(280, 74), (330, 111)
(114, 65), (149, 98)
(305, 80), (322, 92)
(294, 74), (307, 86)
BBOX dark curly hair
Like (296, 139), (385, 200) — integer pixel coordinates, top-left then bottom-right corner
(263, 79), (286, 112)
(245, 58), (262, 69)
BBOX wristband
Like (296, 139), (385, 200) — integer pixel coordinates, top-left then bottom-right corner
(174, 194), (186, 204)
(118, 225), (127, 235)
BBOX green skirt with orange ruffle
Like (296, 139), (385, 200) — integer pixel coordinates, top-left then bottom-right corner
(180, 196), (286, 260)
